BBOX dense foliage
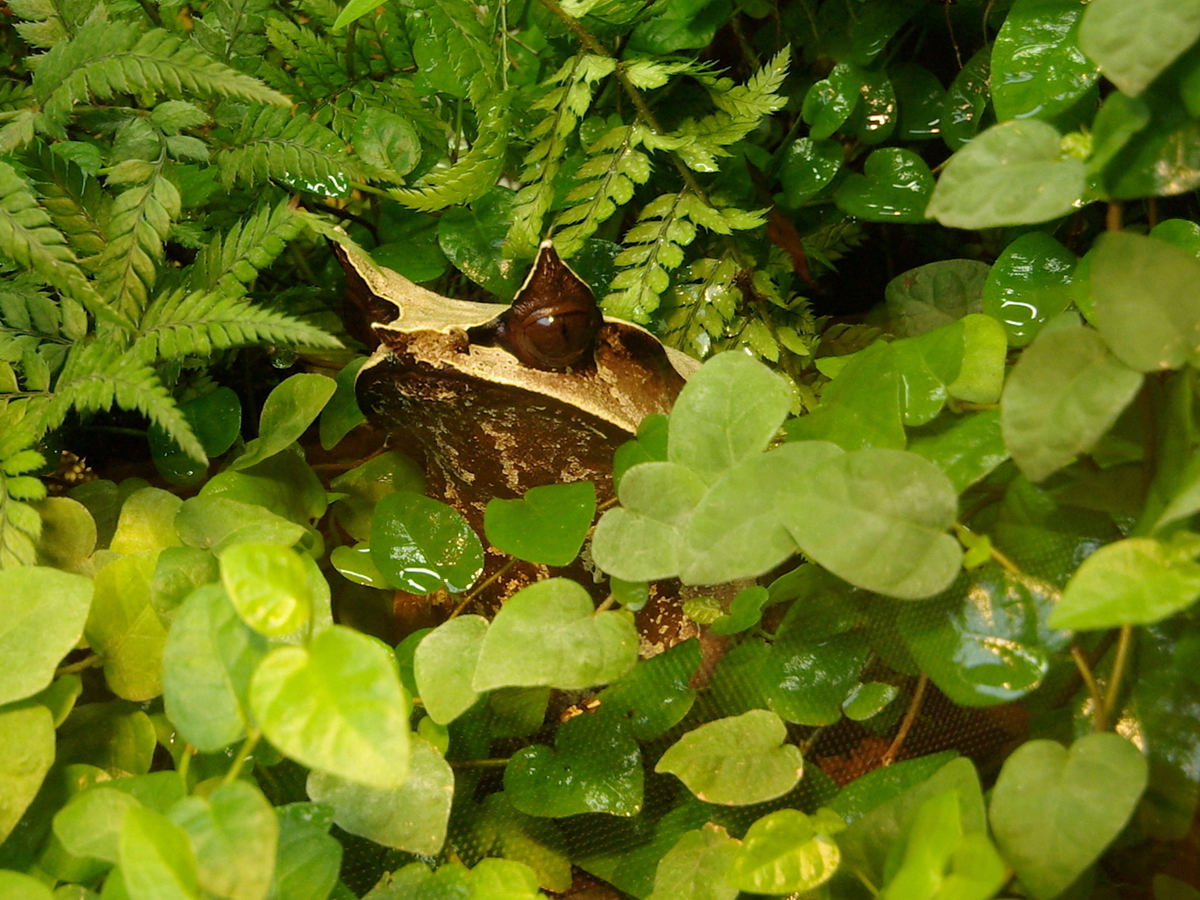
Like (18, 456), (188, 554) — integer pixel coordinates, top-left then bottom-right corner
(3, 0), (1200, 897)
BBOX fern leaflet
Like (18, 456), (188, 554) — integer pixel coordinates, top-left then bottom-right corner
(0, 419), (44, 569)
(216, 105), (366, 190)
(25, 146), (107, 259)
(187, 200), (307, 299)
(33, 21), (291, 133)
(136, 289), (343, 360)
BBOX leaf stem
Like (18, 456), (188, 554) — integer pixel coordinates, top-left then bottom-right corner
(881, 673), (927, 766)
(1103, 624), (1134, 724)
(450, 558), (516, 618)
(177, 744), (194, 788)
(1071, 644), (1107, 732)
(223, 729), (261, 786)
(55, 653), (103, 677)
(449, 757), (510, 768)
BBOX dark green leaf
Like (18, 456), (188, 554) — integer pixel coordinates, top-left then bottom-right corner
(318, 358), (367, 451)
(1078, 0), (1200, 96)
(983, 231), (1077, 347)
(232, 374), (336, 471)
(992, 0), (1099, 121)
(484, 482), (596, 567)
(370, 492), (483, 594)
(834, 148), (933, 222)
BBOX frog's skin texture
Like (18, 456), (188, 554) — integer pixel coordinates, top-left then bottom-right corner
(336, 241), (700, 648)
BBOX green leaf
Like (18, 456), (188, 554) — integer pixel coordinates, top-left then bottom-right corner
(162, 585), (267, 753)
(989, 733), (1148, 899)
(484, 482), (596, 567)
(413, 615), (488, 725)
(0, 871), (53, 900)
(897, 566), (1061, 706)
(1078, 0), (1200, 96)
(0, 705), (55, 845)
(0, 567), (92, 705)
(232, 374), (336, 470)
(983, 232), (1077, 347)
(175, 497), (307, 554)
(779, 138), (843, 206)
(504, 713), (643, 817)
(352, 108), (420, 177)
(599, 638), (700, 741)
(726, 808), (842, 894)
(86, 552), (168, 701)
(833, 148), (934, 223)
(473, 579), (638, 691)
(307, 738), (453, 855)
(333, 0), (384, 29)
(668, 351), (793, 482)
(894, 63), (947, 141)
(885, 260), (990, 338)
(843, 682), (899, 721)
(941, 45), (992, 150)
(150, 387), (242, 486)
(110, 488), (183, 555)
(318, 358), (367, 451)
(909, 410), (1008, 493)
(120, 807), (201, 900)
(169, 781), (277, 900)
(272, 803), (341, 900)
(647, 824), (739, 900)
(802, 62), (863, 141)
(784, 341), (906, 449)
(249, 625), (410, 789)
(330, 450), (425, 543)
(782, 449), (961, 599)
(1000, 320), (1142, 482)
(613, 414), (670, 489)
(929, 120), (1085, 229)
(1090, 231), (1200, 372)
(220, 543), (312, 637)
(655, 709), (803, 805)
(1050, 535), (1200, 629)
(371, 492), (483, 594)
(438, 190), (521, 297)
(992, 0), (1099, 121)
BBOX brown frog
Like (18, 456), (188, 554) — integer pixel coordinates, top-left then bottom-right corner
(336, 241), (701, 649)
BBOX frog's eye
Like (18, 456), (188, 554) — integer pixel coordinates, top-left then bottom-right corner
(475, 241), (602, 370)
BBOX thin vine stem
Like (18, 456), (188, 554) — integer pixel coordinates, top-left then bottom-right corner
(223, 729), (261, 786)
(1071, 644), (1108, 732)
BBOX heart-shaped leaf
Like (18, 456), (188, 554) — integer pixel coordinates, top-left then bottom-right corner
(1078, 0), (1200, 97)
(779, 138), (843, 206)
(726, 809), (842, 894)
(233, 373), (336, 470)
(992, 0), (1099, 121)
(599, 638), (700, 741)
(371, 492), (483, 594)
(885, 259), (990, 338)
(505, 714), (643, 817)
(120, 806), (200, 900)
(249, 625), (410, 788)
(989, 733), (1148, 899)
(162, 584), (267, 753)
(1051, 535), (1200, 630)
(668, 351), (793, 483)
(0, 705), (54, 846)
(484, 481), (596, 566)
(220, 543), (312, 636)
(307, 738), (453, 855)
(983, 232), (1077, 347)
(473, 579), (638, 691)
(802, 62), (863, 140)
(1001, 321), (1143, 482)
(414, 615), (488, 725)
(0, 567), (92, 706)
(86, 552), (167, 701)
(168, 781), (277, 900)
(648, 824), (739, 900)
(927, 120), (1086, 229)
(52, 785), (140, 864)
(655, 709), (803, 806)
(834, 148), (934, 222)
(908, 409), (1009, 493)
(783, 448), (961, 599)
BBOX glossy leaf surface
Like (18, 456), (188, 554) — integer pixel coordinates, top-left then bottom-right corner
(484, 481), (596, 566)
(370, 492), (483, 594)
(992, 0), (1098, 121)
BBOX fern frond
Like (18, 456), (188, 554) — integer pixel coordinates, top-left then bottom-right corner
(0, 82), (34, 113)
(265, 17), (353, 99)
(391, 100), (510, 212)
(603, 189), (691, 322)
(0, 160), (125, 329)
(94, 166), (180, 319)
(507, 53), (617, 257)
(136, 289), (342, 360)
(8, 0), (91, 49)
(187, 200), (306, 298)
(0, 435), (43, 568)
(25, 145), (107, 258)
(216, 105), (365, 190)
(551, 123), (653, 256)
(0, 111), (38, 156)
(34, 21), (291, 133)
(37, 340), (205, 461)
(658, 254), (741, 358)
(672, 47), (790, 172)
(803, 217), (867, 273)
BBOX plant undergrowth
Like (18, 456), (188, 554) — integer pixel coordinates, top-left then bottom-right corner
(3, 0), (1200, 898)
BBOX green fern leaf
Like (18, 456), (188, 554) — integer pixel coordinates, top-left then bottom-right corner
(507, 53), (616, 257)
(673, 47), (790, 172)
(0, 160), (128, 329)
(216, 105), (365, 190)
(551, 123), (653, 256)
(658, 254), (742, 358)
(0, 111), (38, 156)
(391, 100), (510, 212)
(136, 289), (342, 360)
(0, 81), (33, 113)
(8, 0), (79, 49)
(37, 340), (206, 461)
(602, 189), (692, 322)
(407, 0), (497, 103)
(26, 145), (107, 258)
(265, 17), (353, 99)
(34, 21), (291, 133)
(94, 168), (180, 319)
(187, 200), (307, 298)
